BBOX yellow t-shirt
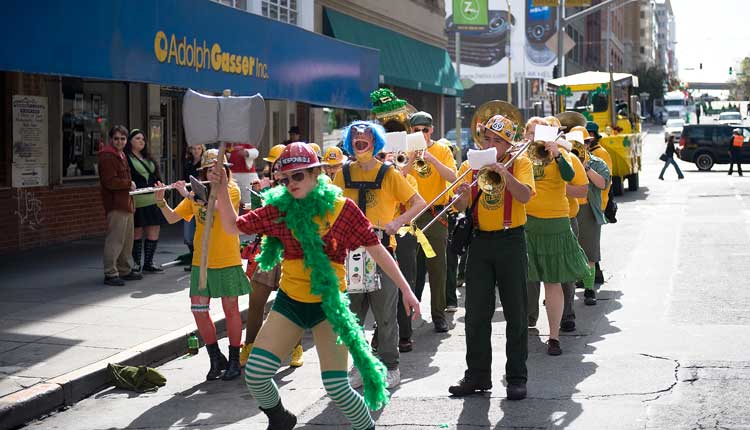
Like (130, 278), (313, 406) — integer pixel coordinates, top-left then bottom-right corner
(333, 161), (416, 227)
(457, 157), (536, 231)
(592, 146), (613, 209)
(567, 153), (590, 218)
(174, 183), (242, 269)
(395, 174), (420, 217)
(409, 140), (457, 206)
(281, 197), (347, 303)
(525, 150), (574, 219)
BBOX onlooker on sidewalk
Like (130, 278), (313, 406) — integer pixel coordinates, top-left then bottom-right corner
(182, 144), (205, 271)
(98, 125), (142, 286)
(658, 135), (684, 180)
(126, 129), (168, 273)
(728, 128), (744, 176)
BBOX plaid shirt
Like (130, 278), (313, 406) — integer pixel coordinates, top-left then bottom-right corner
(236, 197), (379, 264)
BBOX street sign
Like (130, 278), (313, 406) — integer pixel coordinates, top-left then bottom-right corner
(451, 0), (488, 32)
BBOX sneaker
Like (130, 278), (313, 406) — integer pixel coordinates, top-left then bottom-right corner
(584, 289), (597, 306)
(121, 271), (143, 281)
(370, 333), (378, 353)
(434, 319), (449, 333)
(528, 318), (537, 328)
(448, 376), (492, 396)
(506, 383), (527, 400)
(142, 265), (164, 274)
(547, 339), (562, 356)
(239, 342), (253, 367)
(184, 266), (192, 272)
(445, 305), (458, 313)
(560, 320), (576, 332)
(289, 344), (304, 368)
(103, 276), (125, 286)
(398, 338), (413, 353)
(349, 367), (363, 389)
(386, 368), (401, 388)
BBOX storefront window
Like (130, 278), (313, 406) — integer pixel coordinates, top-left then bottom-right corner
(262, 0), (297, 25)
(61, 79), (127, 179)
(322, 108), (367, 152)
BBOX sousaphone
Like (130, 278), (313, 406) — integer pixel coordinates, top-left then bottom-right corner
(555, 111), (587, 131)
(470, 100), (522, 148)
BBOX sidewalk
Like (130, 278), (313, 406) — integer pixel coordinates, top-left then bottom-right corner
(0, 224), (256, 429)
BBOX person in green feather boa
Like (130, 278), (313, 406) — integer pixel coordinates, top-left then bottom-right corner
(211, 143), (421, 430)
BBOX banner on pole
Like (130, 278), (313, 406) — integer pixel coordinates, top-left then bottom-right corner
(451, 0), (489, 32)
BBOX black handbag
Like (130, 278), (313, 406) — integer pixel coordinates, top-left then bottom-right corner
(604, 188), (618, 224)
(449, 190), (482, 255)
(659, 153), (668, 162)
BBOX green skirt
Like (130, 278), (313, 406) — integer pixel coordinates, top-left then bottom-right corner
(525, 216), (590, 283)
(189, 266), (252, 298)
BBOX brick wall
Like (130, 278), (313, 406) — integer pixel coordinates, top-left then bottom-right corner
(0, 184), (106, 254)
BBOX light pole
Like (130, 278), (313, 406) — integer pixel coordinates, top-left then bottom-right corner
(507, 0), (512, 103)
(455, 31), (462, 154)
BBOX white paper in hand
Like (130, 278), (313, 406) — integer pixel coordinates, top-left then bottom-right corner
(565, 131), (584, 145)
(384, 131), (407, 153)
(534, 124), (559, 143)
(406, 132), (427, 152)
(467, 148), (497, 170)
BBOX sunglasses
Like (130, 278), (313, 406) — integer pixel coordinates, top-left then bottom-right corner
(277, 171), (307, 186)
(412, 127), (431, 133)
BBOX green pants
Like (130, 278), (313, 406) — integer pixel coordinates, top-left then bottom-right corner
(464, 227), (529, 385)
(415, 211), (447, 323)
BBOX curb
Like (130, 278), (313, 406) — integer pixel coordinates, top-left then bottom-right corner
(0, 295), (275, 430)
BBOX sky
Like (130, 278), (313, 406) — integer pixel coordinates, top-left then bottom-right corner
(671, 0), (750, 83)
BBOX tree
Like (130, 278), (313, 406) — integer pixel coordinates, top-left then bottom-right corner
(730, 57), (750, 100)
(631, 65), (669, 103)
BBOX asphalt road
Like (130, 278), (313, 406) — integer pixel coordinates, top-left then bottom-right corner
(27, 126), (750, 429)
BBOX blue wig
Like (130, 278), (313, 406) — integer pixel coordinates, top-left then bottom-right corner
(342, 120), (387, 156)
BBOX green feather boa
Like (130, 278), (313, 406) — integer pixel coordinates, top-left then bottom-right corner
(256, 176), (389, 410)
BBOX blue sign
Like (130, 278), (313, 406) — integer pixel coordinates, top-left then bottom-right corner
(0, 0), (379, 110)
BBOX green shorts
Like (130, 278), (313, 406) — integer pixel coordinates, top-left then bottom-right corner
(272, 289), (327, 329)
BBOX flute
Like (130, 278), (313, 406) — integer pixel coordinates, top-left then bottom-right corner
(129, 181), (210, 195)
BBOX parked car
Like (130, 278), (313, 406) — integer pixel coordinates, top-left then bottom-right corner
(664, 119), (685, 141)
(677, 124), (750, 171)
(717, 111), (743, 125)
(445, 128), (472, 161)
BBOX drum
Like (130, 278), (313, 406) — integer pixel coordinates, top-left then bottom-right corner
(345, 246), (381, 294)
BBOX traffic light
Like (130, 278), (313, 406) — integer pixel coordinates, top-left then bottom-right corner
(553, 65), (560, 79)
(730, 66), (734, 75)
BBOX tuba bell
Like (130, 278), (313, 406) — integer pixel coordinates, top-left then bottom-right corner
(477, 168), (504, 196)
(471, 100), (522, 149)
(555, 111), (587, 131)
(570, 141), (590, 165)
(528, 140), (553, 166)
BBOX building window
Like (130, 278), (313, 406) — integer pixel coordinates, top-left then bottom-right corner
(216, 0), (247, 10)
(61, 79), (127, 180)
(640, 46), (645, 54)
(262, 0), (297, 25)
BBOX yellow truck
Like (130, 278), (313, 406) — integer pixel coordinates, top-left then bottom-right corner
(547, 71), (643, 195)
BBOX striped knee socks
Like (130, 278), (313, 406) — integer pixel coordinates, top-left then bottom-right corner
(322, 370), (374, 430)
(244, 347), (281, 409)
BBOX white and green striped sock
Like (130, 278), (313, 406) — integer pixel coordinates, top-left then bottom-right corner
(244, 347), (281, 409)
(322, 370), (374, 430)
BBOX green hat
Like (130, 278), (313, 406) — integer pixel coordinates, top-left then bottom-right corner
(409, 111), (433, 127)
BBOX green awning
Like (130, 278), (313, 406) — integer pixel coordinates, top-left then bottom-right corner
(324, 8), (463, 97)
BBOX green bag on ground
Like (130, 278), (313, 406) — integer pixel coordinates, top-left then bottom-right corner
(107, 363), (167, 393)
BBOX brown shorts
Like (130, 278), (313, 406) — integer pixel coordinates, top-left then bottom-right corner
(251, 262), (281, 290)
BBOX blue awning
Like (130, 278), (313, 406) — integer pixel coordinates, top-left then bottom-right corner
(0, 0), (379, 110)
(324, 9), (462, 97)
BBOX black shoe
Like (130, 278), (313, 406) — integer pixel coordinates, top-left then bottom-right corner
(259, 400), (297, 430)
(398, 338), (413, 353)
(594, 263), (604, 284)
(371, 329), (378, 353)
(560, 320), (576, 332)
(528, 318), (537, 328)
(575, 280), (584, 289)
(506, 383), (527, 400)
(221, 345), (241, 380)
(104, 276), (125, 286)
(547, 339), (562, 356)
(121, 271), (143, 281)
(142, 265), (164, 273)
(205, 343), (228, 380)
(448, 376), (492, 396)
(184, 266), (193, 272)
(584, 289), (597, 306)
(434, 319), (449, 333)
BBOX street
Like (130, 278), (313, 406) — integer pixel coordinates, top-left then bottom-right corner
(24, 126), (750, 429)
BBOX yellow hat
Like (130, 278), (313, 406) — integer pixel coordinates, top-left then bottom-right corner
(198, 148), (231, 170)
(570, 125), (592, 141)
(323, 146), (344, 165)
(308, 143), (321, 156)
(544, 116), (562, 128)
(479, 114), (515, 144)
(263, 144), (286, 163)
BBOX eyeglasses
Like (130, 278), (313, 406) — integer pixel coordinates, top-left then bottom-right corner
(277, 171), (307, 186)
(412, 127), (431, 133)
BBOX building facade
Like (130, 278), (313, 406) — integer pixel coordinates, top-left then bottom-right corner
(655, 0), (677, 77)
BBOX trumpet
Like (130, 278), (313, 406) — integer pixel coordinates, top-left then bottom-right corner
(413, 149), (429, 174)
(394, 151), (410, 169)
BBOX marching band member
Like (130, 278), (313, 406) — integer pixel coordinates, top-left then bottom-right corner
(211, 143), (420, 430)
(585, 122), (613, 284)
(333, 121), (426, 389)
(403, 111), (457, 333)
(577, 126), (611, 305)
(448, 114), (534, 401)
(323, 146), (345, 180)
(522, 117), (589, 356)
(153, 149), (250, 382)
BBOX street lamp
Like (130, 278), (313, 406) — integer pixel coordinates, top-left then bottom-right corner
(507, 0), (512, 103)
